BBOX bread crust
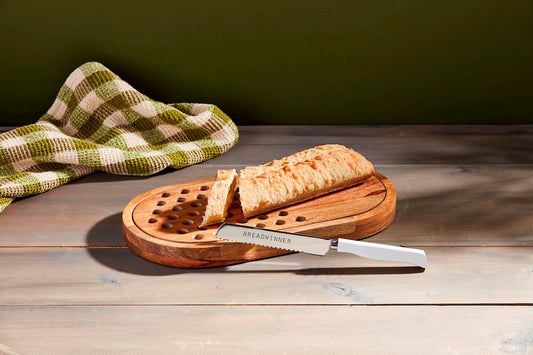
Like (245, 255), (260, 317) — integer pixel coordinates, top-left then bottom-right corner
(200, 169), (238, 226)
(238, 144), (374, 217)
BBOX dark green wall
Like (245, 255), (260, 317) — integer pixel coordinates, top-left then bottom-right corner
(0, 0), (531, 125)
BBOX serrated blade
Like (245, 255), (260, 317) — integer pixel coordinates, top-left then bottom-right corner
(216, 223), (332, 255)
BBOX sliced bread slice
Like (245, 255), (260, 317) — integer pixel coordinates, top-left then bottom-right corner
(200, 169), (238, 226)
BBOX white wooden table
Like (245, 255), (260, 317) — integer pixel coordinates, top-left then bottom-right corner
(1, 125), (532, 354)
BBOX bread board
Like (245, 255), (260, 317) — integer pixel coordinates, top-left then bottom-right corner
(122, 172), (396, 268)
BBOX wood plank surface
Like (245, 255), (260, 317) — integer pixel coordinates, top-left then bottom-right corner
(214, 141), (533, 165)
(0, 164), (530, 247)
(1, 305), (531, 354)
(1, 247), (531, 305)
(235, 124), (533, 139)
(228, 125), (533, 164)
(0, 125), (531, 354)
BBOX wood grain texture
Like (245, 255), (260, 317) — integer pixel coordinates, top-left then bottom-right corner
(122, 173), (395, 268)
(236, 125), (532, 140)
(221, 125), (533, 165)
(214, 142), (533, 165)
(1, 306), (532, 354)
(0, 247), (531, 305)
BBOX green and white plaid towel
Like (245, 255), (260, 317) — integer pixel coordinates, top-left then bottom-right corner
(0, 62), (239, 213)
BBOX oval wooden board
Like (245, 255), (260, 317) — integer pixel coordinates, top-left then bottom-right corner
(122, 172), (396, 268)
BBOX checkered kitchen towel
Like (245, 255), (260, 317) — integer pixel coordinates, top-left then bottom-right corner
(0, 62), (239, 212)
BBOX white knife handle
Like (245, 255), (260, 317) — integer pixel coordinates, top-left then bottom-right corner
(336, 239), (428, 268)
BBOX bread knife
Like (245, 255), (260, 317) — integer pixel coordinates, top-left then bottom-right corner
(216, 223), (427, 268)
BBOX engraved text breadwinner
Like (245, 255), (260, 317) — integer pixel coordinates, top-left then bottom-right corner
(242, 231), (292, 244)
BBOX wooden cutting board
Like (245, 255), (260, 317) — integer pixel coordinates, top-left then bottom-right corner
(122, 172), (396, 268)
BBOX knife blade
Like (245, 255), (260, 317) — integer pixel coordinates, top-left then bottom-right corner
(216, 223), (427, 268)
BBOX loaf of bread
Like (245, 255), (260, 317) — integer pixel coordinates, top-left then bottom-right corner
(200, 169), (238, 226)
(238, 144), (374, 217)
